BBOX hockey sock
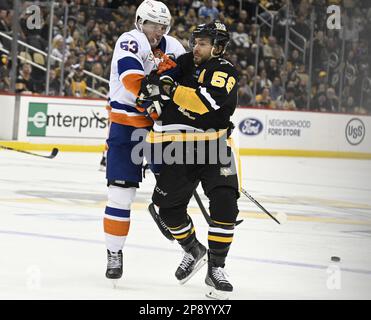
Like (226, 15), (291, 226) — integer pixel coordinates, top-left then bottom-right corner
(104, 185), (136, 252)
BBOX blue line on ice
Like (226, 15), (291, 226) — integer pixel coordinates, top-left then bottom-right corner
(2, 229), (371, 276)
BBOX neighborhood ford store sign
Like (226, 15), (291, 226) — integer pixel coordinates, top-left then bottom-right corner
(239, 118), (263, 136)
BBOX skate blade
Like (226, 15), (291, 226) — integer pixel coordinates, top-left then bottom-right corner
(110, 279), (119, 289)
(178, 255), (208, 285)
(205, 285), (230, 300)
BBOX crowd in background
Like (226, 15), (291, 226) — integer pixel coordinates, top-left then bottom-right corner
(0, 0), (370, 114)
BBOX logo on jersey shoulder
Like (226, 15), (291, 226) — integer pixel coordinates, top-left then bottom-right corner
(239, 118), (263, 136)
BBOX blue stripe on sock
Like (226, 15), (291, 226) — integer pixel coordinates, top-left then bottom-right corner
(105, 206), (130, 218)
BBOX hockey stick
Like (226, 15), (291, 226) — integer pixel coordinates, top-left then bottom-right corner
(240, 188), (280, 224)
(0, 145), (59, 159)
(227, 137), (280, 225)
(148, 202), (174, 241)
(193, 189), (243, 226)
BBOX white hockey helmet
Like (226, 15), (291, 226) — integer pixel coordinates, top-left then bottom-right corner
(135, 0), (171, 34)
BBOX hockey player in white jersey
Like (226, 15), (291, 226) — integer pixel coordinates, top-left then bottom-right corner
(104, 0), (185, 283)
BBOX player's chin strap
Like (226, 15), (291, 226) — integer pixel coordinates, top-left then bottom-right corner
(228, 137), (280, 225)
(210, 45), (226, 58)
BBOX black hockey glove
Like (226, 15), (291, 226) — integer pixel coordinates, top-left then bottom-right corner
(227, 121), (235, 137)
(138, 74), (161, 101)
(136, 92), (164, 117)
(159, 75), (177, 98)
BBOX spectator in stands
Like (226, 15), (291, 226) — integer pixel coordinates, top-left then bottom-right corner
(232, 9), (249, 31)
(231, 22), (250, 49)
(276, 87), (297, 110)
(259, 69), (272, 90)
(84, 43), (99, 70)
(95, 0), (113, 21)
(343, 96), (355, 113)
(48, 69), (61, 96)
(15, 63), (37, 94)
(185, 7), (199, 28)
(256, 87), (273, 108)
(172, 24), (189, 49)
(272, 43), (285, 63)
(245, 65), (256, 88)
(324, 87), (339, 112)
(341, 10), (363, 42)
(294, 79), (309, 110)
(265, 58), (277, 79)
(270, 76), (284, 101)
(238, 75), (253, 106)
(66, 66), (87, 97)
(263, 36), (276, 60)
(0, 7), (11, 50)
(0, 8), (10, 33)
(100, 51), (112, 79)
(224, 2), (239, 21)
(75, 10), (88, 40)
(312, 31), (326, 71)
(312, 92), (327, 112)
(289, 49), (301, 68)
(0, 53), (9, 91)
(87, 62), (108, 97)
(77, 52), (86, 70)
(2, 0), (369, 114)
(292, 15), (310, 42)
(51, 36), (70, 66)
(198, 0), (219, 21)
(248, 23), (259, 43)
(287, 69), (301, 89)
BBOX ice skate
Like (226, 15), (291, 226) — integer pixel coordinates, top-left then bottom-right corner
(106, 250), (122, 288)
(175, 241), (207, 284)
(205, 264), (233, 300)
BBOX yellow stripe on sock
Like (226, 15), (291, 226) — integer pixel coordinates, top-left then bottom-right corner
(212, 220), (235, 226)
(172, 228), (195, 240)
(208, 235), (233, 243)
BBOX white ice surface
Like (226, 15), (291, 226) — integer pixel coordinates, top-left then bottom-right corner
(0, 150), (370, 299)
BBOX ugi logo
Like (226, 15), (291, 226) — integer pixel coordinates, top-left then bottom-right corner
(327, 5), (341, 30)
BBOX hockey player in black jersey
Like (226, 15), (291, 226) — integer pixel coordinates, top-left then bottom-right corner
(138, 21), (240, 300)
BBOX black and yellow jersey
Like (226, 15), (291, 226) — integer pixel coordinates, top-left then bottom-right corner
(147, 52), (239, 143)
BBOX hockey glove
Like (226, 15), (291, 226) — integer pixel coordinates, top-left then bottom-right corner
(159, 75), (177, 98)
(227, 121), (235, 137)
(155, 51), (177, 75)
(138, 73), (161, 101)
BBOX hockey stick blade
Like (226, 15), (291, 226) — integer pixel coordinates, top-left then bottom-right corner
(0, 145), (59, 159)
(148, 203), (174, 241)
(48, 148), (59, 159)
(241, 188), (280, 224)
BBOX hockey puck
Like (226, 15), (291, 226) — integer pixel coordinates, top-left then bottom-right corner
(331, 256), (341, 262)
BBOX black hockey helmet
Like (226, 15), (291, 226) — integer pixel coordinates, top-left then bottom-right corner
(190, 21), (230, 56)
